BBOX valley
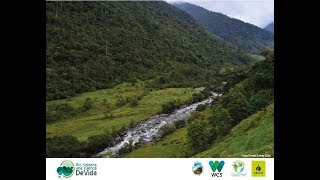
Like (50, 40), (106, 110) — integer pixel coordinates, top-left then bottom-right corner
(46, 1), (274, 158)
(47, 81), (199, 141)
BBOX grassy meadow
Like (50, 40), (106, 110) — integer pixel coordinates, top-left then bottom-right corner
(46, 81), (197, 141)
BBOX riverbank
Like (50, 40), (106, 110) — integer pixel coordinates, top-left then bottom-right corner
(46, 81), (197, 141)
(96, 92), (220, 157)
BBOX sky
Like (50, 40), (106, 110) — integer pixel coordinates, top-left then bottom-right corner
(165, 0), (274, 28)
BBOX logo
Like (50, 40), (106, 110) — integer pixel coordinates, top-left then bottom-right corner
(231, 160), (246, 177)
(209, 160), (224, 177)
(57, 160), (75, 178)
(252, 161), (266, 177)
(192, 162), (203, 175)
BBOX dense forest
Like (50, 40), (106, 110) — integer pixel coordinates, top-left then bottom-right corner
(46, 1), (274, 158)
(186, 49), (274, 155)
(46, 1), (252, 101)
(174, 2), (274, 52)
(46, 49), (274, 158)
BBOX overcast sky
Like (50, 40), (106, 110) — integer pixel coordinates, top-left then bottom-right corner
(166, 0), (274, 28)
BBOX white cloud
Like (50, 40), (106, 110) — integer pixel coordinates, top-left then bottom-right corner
(166, 0), (274, 28)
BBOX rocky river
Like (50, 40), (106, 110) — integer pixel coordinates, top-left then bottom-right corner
(96, 92), (221, 157)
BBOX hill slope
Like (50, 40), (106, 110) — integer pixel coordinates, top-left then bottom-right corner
(46, 1), (251, 100)
(264, 22), (274, 33)
(173, 2), (274, 52)
(195, 103), (274, 157)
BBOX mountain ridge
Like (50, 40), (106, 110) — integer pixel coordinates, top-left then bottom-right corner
(264, 22), (274, 33)
(173, 2), (274, 52)
(46, 1), (252, 100)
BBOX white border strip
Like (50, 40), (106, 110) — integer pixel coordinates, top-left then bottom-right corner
(47, 158), (274, 180)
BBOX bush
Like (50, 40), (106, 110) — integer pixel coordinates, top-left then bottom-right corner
(46, 135), (81, 157)
(46, 110), (62, 122)
(86, 134), (113, 154)
(46, 103), (75, 122)
(159, 124), (176, 138)
(187, 116), (210, 153)
(222, 85), (250, 125)
(118, 140), (135, 156)
(161, 100), (178, 114)
(129, 98), (139, 107)
(196, 104), (207, 111)
(209, 104), (233, 138)
(115, 97), (128, 107)
(225, 94), (250, 125)
(102, 99), (107, 105)
(248, 89), (273, 113)
(174, 120), (186, 129)
(83, 98), (93, 110)
(55, 103), (74, 112)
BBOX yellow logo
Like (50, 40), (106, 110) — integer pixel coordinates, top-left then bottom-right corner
(252, 161), (265, 177)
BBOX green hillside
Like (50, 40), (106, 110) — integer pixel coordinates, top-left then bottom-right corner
(125, 103), (274, 158)
(125, 127), (188, 158)
(124, 50), (274, 158)
(174, 2), (274, 52)
(46, 1), (251, 100)
(195, 103), (274, 157)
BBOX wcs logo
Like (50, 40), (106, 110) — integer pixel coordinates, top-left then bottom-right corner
(209, 160), (225, 177)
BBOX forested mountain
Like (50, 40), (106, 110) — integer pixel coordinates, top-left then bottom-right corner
(124, 49), (274, 158)
(173, 2), (274, 52)
(264, 22), (274, 33)
(46, 1), (252, 101)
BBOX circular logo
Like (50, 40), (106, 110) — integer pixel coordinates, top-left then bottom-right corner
(57, 160), (75, 178)
(192, 162), (203, 175)
(232, 160), (244, 173)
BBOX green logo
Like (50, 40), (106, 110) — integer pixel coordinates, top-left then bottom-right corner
(209, 161), (225, 172)
(232, 160), (245, 173)
(252, 161), (266, 177)
(232, 160), (246, 176)
(57, 160), (75, 178)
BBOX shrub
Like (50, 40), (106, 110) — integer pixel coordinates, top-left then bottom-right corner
(196, 104), (207, 111)
(86, 134), (113, 154)
(161, 100), (178, 114)
(159, 124), (176, 138)
(46, 135), (81, 157)
(209, 104), (233, 138)
(115, 97), (127, 107)
(186, 117), (210, 153)
(191, 88), (211, 103)
(83, 98), (93, 110)
(248, 89), (273, 113)
(46, 110), (62, 122)
(46, 103), (75, 122)
(102, 99), (107, 105)
(118, 140), (135, 156)
(129, 98), (139, 107)
(174, 120), (186, 129)
(222, 85), (250, 125)
(55, 103), (74, 112)
(225, 94), (250, 125)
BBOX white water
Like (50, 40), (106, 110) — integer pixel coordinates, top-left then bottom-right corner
(96, 92), (221, 157)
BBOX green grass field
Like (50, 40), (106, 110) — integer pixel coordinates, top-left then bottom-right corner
(46, 81), (197, 141)
(125, 127), (188, 158)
